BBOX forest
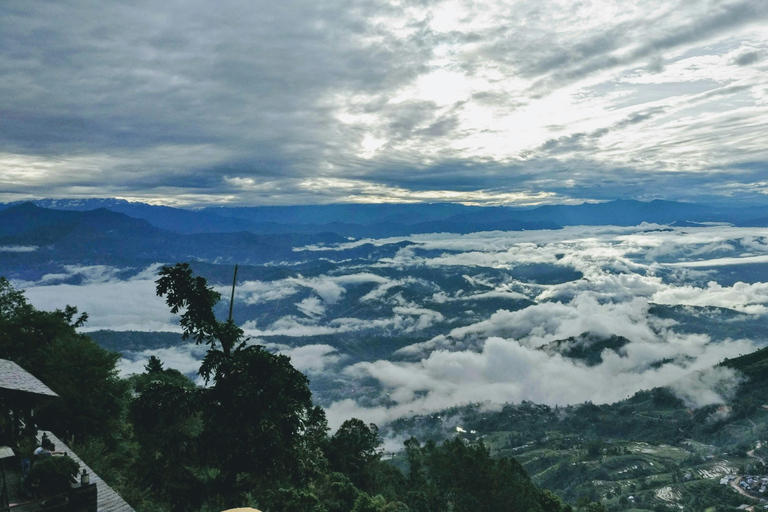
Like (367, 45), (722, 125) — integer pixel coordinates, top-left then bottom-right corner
(0, 265), (596, 512)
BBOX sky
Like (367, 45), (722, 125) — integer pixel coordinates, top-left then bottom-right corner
(1, 0), (768, 206)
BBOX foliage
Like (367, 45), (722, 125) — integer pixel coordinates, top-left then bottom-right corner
(26, 455), (80, 497)
(156, 263), (242, 380)
(327, 418), (382, 490)
(150, 263), (328, 507)
(402, 437), (568, 512)
(316, 472), (361, 512)
(678, 480), (745, 510)
(0, 277), (128, 439)
(0, 269), (587, 512)
(200, 344), (316, 486)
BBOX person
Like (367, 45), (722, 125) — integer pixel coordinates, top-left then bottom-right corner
(33, 438), (63, 460)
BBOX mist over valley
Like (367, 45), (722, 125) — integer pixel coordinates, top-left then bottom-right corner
(5, 200), (768, 432)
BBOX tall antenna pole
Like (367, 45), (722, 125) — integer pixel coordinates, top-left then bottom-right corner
(228, 264), (238, 322)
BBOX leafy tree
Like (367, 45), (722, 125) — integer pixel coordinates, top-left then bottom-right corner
(130, 376), (208, 511)
(316, 472), (361, 512)
(0, 278), (127, 440)
(400, 438), (567, 512)
(145, 355), (165, 374)
(352, 493), (389, 512)
(153, 263), (325, 505)
(327, 418), (382, 490)
(0, 277), (31, 318)
(200, 344), (316, 487)
(156, 263), (242, 381)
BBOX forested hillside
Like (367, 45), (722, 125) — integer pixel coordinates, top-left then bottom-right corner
(5, 260), (767, 511)
(384, 350), (768, 511)
(0, 270), (584, 512)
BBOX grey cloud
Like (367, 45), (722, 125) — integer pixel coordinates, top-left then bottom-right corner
(0, 0), (423, 177)
(2, 0), (768, 204)
(733, 50), (762, 66)
(532, 1), (768, 91)
(695, 83), (754, 100)
(501, 15), (649, 79)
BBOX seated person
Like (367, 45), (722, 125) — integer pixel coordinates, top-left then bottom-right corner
(33, 438), (63, 460)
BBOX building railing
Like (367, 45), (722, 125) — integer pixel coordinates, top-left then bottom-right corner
(0, 482), (96, 512)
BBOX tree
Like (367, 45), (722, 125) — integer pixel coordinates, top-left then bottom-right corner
(0, 278), (127, 440)
(154, 263), (324, 505)
(327, 419), (382, 490)
(405, 438), (567, 512)
(145, 355), (164, 374)
(156, 263), (242, 381)
(0, 277), (31, 318)
(130, 379), (205, 510)
(200, 344), (316, 485)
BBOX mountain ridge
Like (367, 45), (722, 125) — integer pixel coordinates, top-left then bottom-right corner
(5, 198), (768, 236)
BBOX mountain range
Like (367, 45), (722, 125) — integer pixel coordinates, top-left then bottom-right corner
(3, 198), (768, 238)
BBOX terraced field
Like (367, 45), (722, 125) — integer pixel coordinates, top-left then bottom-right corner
(477, 432), (758, 510)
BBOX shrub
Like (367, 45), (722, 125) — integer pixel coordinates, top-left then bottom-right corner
(26, 456), (80, 497)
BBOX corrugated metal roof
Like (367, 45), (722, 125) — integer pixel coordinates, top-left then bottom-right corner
(0, 359), (58, 397)
(38, 431), (135, 512)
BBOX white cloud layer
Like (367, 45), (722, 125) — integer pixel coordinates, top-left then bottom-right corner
(12, 226), (768, 429)
(0, 245), (38, 253)
(16, 264), (181, 332)
(326, 295), (757, 428)
(119, 343), (208, 379)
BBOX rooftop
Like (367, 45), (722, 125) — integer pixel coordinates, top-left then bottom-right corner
(0, 360), (57, 397)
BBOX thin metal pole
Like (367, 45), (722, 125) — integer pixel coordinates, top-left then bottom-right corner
(228, 264), (238, 322)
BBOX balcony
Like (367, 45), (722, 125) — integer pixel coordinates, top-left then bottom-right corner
(1, 432), (132, 512)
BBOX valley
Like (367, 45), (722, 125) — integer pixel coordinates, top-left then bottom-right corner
(4, 199), (768, 510)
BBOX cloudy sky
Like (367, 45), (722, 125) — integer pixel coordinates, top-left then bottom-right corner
(1, 0), (767, 206)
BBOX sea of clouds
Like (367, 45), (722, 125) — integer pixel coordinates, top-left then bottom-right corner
(14, 225), (768, 428)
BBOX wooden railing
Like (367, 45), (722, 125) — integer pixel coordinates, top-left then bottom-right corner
(0, 482), (96, 512)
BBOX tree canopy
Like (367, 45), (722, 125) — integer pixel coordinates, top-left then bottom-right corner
(0, 277), (127, 440)
(0, 268), (581, 512)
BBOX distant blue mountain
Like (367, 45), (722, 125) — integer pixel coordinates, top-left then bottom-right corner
(202, 199), (768, 228)
(0, 199), (559, 236)
(518, 199), (763, 226)
(739, 215), (768, 227)
(0, 198), (254, 234)
(0, 203), (348, 280)
(203, 203), (477, 225)
(3, 198), (768, 237)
